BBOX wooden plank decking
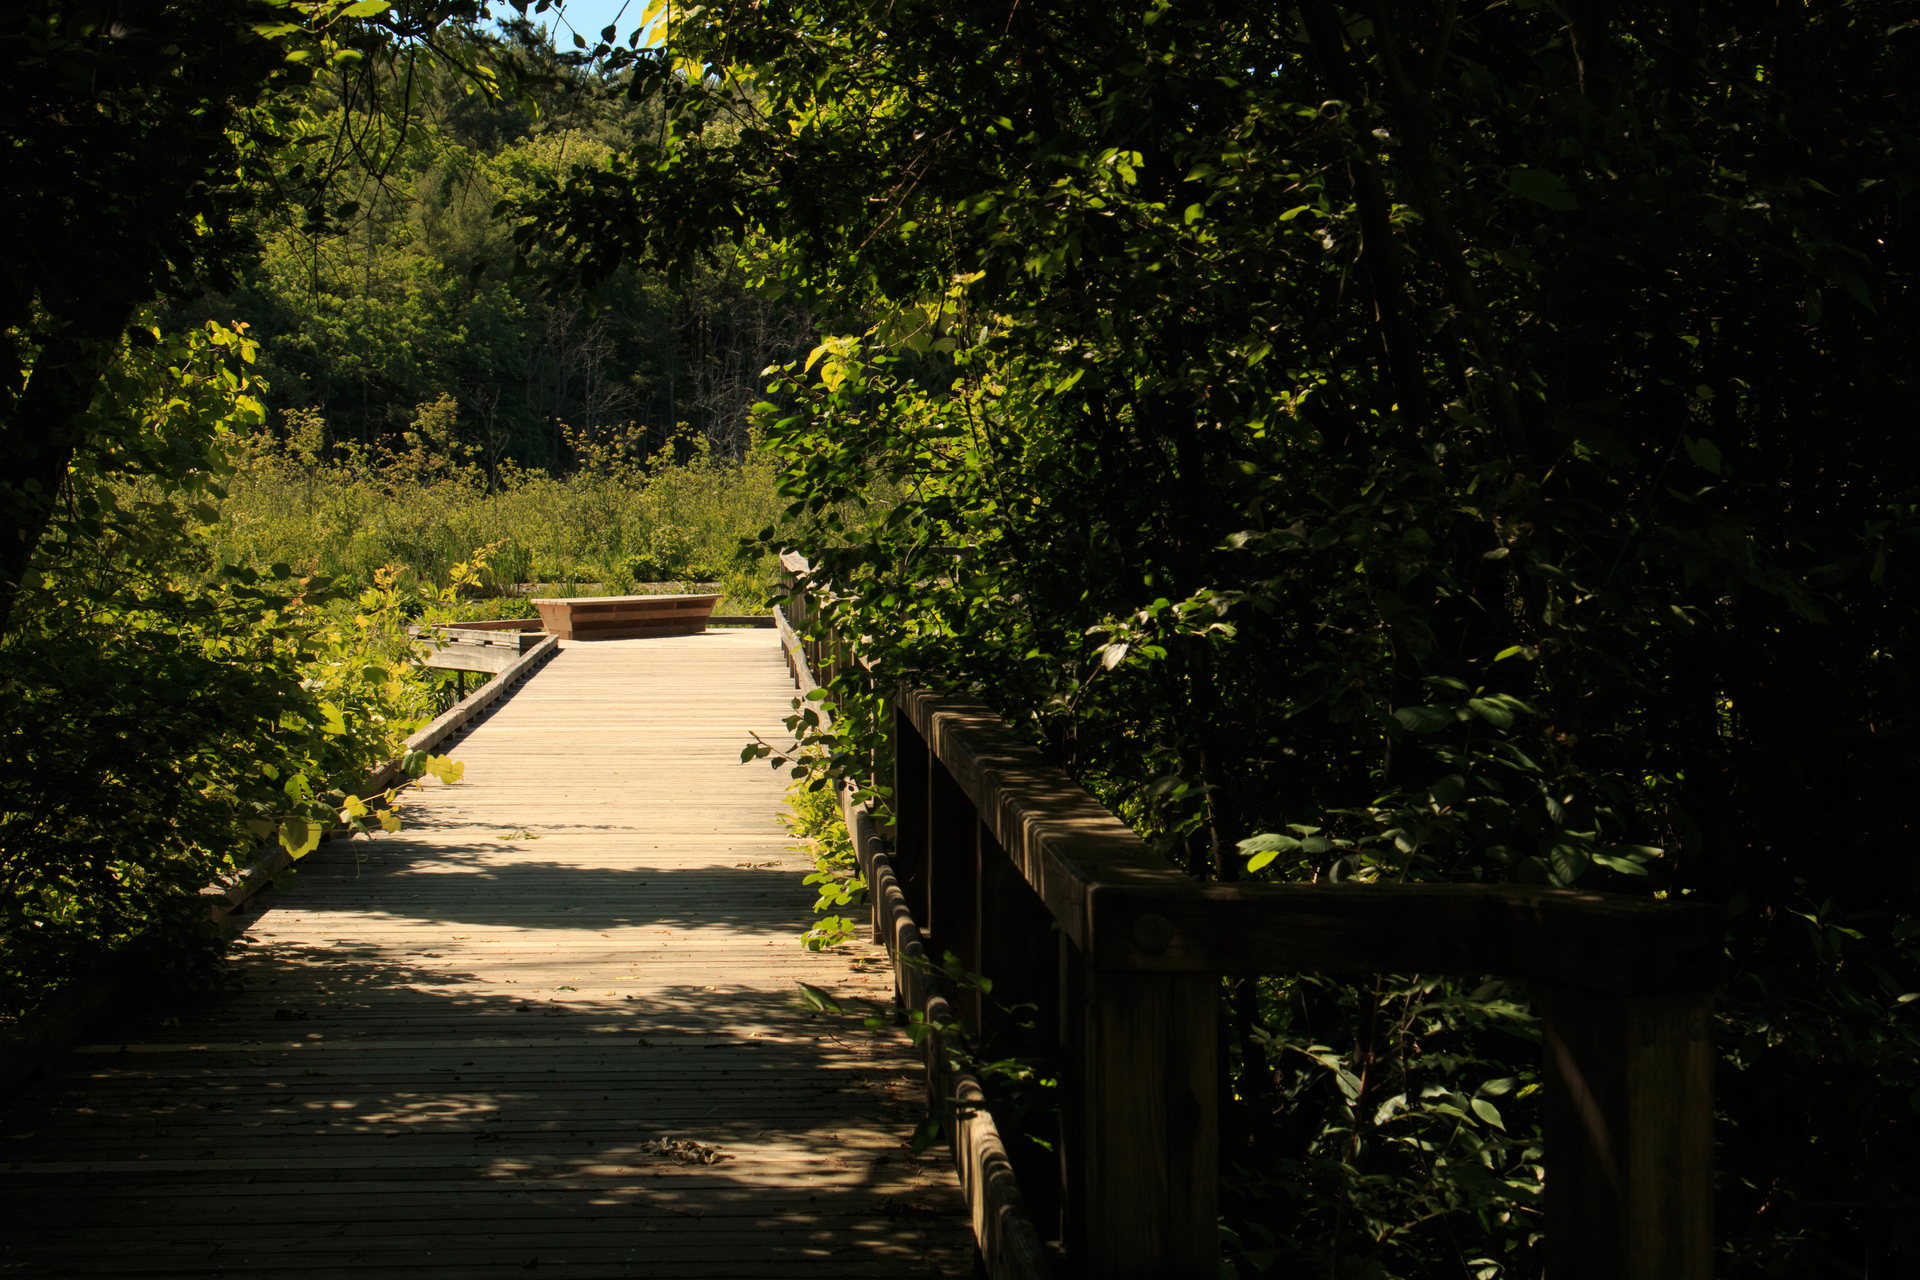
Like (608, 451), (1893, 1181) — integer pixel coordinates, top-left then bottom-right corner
(0, 631), (971, 1278)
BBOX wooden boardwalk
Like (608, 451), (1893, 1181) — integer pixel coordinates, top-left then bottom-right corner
(0, 631), (971, 1278)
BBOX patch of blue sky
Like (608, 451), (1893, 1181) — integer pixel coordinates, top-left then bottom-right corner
(484, 0), (659, 49)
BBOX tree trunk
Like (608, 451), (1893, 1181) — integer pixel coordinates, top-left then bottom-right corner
(0, 323), (118, 633)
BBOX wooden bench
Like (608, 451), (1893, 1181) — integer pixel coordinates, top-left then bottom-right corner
(532, 593), (720, 640)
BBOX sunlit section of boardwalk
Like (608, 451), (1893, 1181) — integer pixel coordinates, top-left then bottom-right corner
(0, 631), (970, 1278)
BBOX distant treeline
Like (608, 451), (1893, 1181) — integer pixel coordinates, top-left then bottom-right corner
(176, 19), (813, 474)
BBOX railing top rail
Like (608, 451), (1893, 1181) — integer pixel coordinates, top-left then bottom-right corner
(901, 683), (1721, 996)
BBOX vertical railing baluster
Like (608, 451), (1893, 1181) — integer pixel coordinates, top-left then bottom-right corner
(1067, 967), (1219, 1278)
(927, 758), (978, 995)
(890, 704), (931, 957)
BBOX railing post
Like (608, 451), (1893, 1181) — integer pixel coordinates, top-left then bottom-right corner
(868, 686), (891, 944)
(891, 703), (931, 946)
(927, 759), (978, 989)
(1058, 936), (1219, 1278)
(1535, 984), (1714, 1279)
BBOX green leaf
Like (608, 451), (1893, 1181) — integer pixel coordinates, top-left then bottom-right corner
(1394, 705), (1457, 733)
(796, 982), (843, 1013)
(278, 816), (321, 858)
(1549, 844), (1590, 884)
(1470, 1097), (1507, 1130)
(1683, 435), (1724, 474)
(1591, 850), (1652, 875)
(1467, 697), (1514, 729)
(1240, 832), (1300, 869)
(1507, 167), (1579, 211)
(341, 0), (391, 14)
(909, 1116), (942, 1155)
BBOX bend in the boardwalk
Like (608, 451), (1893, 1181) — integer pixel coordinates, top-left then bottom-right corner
(1, 630), (970, 1279)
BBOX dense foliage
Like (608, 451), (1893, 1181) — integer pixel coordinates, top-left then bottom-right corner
(216, 396), (788, 608)
(0, 320), (459, 1015)
(0, 0), (295, 630)
(1, 4), (813, 1017)
(522, 1), (1920, 1274)
(185, 15), (818, 475)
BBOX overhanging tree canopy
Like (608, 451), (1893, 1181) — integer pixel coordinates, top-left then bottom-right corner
(522, 1), (1919, 1271)
(0, 0), (538, 632)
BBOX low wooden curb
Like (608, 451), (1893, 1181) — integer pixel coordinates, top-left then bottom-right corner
(778, 599), (1051, 1279)
(844, 784), (1051, 1280)
(209, 634), (561, 924)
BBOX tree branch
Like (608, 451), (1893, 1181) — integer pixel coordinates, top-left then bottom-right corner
(1298, 0), (1433, 434)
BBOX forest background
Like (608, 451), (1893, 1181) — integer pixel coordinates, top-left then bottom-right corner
(4, 3), (1919, 1280)
(192, 13), (807, 597)
(1, 6), (804, 1036)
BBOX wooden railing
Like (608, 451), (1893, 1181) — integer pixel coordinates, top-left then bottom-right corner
(776, 553), (1719, 1280)
(211, 633), (563, 925)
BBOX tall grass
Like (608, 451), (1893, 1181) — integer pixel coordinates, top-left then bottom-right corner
(210, 412), (788, 616)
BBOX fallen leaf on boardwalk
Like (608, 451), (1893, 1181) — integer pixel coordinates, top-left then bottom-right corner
(642, 1136), (727, 1165)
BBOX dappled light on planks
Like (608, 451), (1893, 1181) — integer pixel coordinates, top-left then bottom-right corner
(0, 631), (969, 1278)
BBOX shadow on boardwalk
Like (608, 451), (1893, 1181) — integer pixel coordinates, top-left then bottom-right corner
(0, 895), (969, 1279)
(0, 630), (972, 1279)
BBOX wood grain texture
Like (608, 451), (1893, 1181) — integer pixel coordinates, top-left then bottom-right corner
(0, 631), (970, 1279)
(412, 625), (544, 674)
(1063, 958), (1218, 1278)
(419, 645), (523, 674)
(533, 595), (720, 641)
(1537, 985), (1715, 1279)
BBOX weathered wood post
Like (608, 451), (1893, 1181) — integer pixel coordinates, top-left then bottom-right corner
(1536, 985), (1715, 1278)
(1059, 952), (1219, 1278)
(926, 758), (979, 991)
(891, 704), (932, 942)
